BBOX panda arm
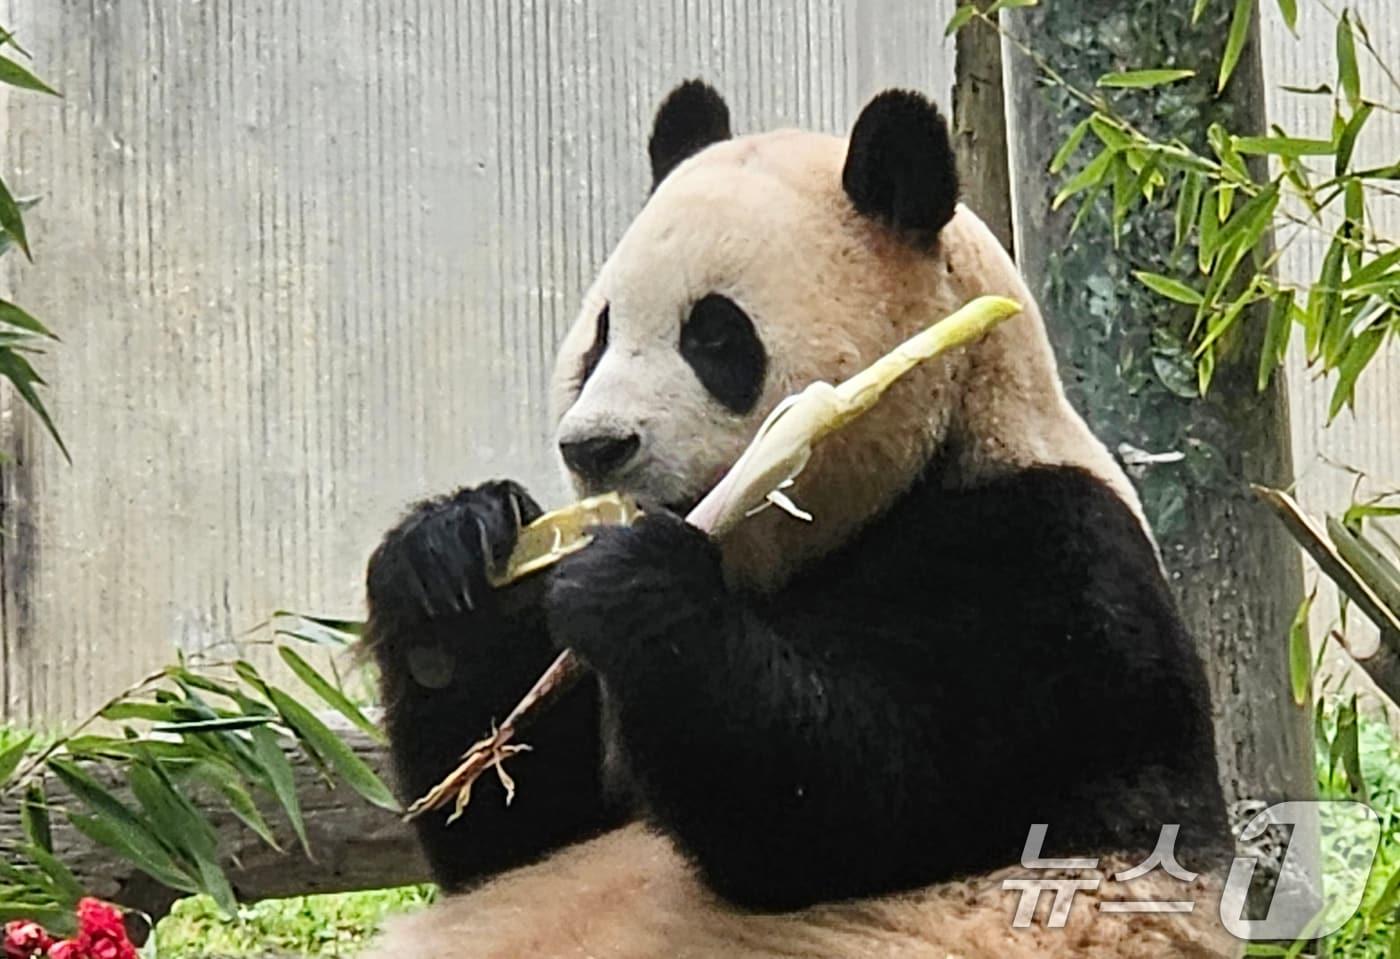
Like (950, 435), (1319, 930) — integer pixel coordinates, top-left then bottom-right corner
(365, 482), (616, 891)
(546, 469), (1226, 910)
(546, 510), (950, 909)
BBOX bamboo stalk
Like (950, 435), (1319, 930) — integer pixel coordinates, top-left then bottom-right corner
(407, 295), (1022, 822)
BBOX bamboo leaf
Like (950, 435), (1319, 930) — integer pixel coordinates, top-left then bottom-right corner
(1089, 114), (1133, 152)
(272, 611), (364, 640)
(100, 701), (182, 723)
(0, 906), (73, 932)
(1197, 343), (1216, 395)
(1233, 136), (1335, 157)
(127, 760), (220, 865)
(1343, 504), (1400, 526)
(248, 724), (311, 856)
(1256, 487), (1400, 644)
(1068, 176), (1108, 236)
(1110, 153), (1134, 242)
(1213, 180), (1279, 257)
(1337, 695), (1367, 801)
(185, 761), (282, 851)
(0, 55), (57, 96)
(1328, 329), (1384, 422)
(265, 685), (398, 812)
(1336, 12), (1361, 108)
(1329, 514), (1400, 620)
(66, 812), (197, 893)
(0, 27), (32, 58)
(1289, 592), (1314, 706)
(132, 752), (236, 916)
(1344, 246), (1400, 289)
(1133, 271), (1203, 305)
(1371, 866), (1400, 924)
(0, 299), (55, 338)
(1258, 289), (1293, 392)
(1049, 117), (1091, 175)
(1218, 0), (1253, 93)
(0, 732), (33, 783)
(278, 645), (384, 743)
(944, 4), (977, 35)
(1192, 0), (1210, 23)
(194, 856), (239, 917)
(0, 349), (68, 461)
(1307, 234), (1346, 363)
(24, 843), (83, 904)
(1052, 147), (1114, 211)
(49, 759), (199, 891)
(1198, 188), (1220, 272)
(1334, 104), (1373, 176)
(1175, 172), (1204, 248)
(1276, 0), (1297, 31)
(1194, 283), (1255, 357)
(0, 174), (33, 261)
(1097, 69), (1195, 89)
(21, 784), (51, 852)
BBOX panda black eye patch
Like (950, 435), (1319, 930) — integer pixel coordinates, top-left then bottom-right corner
(679, 293), (766, 413)
(577, 304), (610, 386)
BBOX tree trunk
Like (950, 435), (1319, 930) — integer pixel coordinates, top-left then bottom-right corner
(952, 12), (1014, 254)
(1000, 1), (1313, 813)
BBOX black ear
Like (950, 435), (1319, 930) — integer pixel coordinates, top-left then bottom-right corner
(648, 80), (732, 190)
(842, 90), (959, 247)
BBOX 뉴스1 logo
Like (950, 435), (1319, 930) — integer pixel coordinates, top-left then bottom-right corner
(1004, 801), (1380, 941)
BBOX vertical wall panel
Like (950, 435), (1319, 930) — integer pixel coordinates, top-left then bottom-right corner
(8, 0), (1391, 724)
(0, 0), (955, 721)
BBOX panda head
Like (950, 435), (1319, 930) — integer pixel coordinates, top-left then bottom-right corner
(552, 80), (1127, 588)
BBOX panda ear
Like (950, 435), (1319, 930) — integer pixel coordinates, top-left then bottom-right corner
(842, 90), (959, 246)
(648, 80), (732, 190)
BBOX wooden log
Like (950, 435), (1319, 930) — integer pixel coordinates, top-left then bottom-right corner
(0, 720), (427, 919)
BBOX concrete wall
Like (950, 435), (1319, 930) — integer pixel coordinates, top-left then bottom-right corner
(0, 1), (1395, 722)
(0, 0), (956, 722)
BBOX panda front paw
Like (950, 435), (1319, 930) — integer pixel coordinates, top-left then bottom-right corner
(367, 479), (542, 626)
(545, 510), (726, 675)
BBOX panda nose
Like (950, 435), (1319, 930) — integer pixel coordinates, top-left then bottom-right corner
(559, 433), (641, 482)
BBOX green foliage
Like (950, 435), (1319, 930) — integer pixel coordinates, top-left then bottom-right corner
(1252, 481), (1400, 955)
(948, 0), (1397, 550)
(0, 24), (65, 459)
(1282, 704), (1400, 957)
(0, 616), (388, 921)
(148, 708), (1400, 959)
(1258, 483), (1400, 688)
(974, 0), (1396, 422)
(153, 886), (434, 959)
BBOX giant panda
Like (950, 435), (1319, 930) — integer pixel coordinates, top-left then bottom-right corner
(364, 81), (1240, 958)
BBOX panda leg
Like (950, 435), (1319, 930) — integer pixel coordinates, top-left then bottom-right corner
(365, 480), (616, 890)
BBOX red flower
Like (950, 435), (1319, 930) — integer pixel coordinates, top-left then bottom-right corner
(4, 898), (133, 959)
(44, 942), (84, 959)
(73, 901), (133, 959)
(3, 921), (53, 959)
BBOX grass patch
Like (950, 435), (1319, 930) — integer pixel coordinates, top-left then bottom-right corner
(1306, 706), (1400, 958)
(154, 886), (434, 958)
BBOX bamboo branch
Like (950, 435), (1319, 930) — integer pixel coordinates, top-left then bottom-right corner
(408, 295), (1023, 821)
(1254, 484), (1400, 704)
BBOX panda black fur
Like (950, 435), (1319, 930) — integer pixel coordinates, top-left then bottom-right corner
(364, 81), (1238, 957)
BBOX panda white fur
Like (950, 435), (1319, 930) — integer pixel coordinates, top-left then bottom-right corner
(364, 81), (1240, 958)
